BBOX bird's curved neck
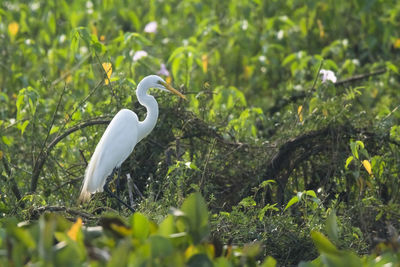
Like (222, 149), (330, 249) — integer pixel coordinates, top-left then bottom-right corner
(136, 86), (159, 142)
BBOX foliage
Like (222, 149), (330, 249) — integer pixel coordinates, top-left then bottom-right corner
(1, 193), (279, 266)
(0, 0), (400, 265)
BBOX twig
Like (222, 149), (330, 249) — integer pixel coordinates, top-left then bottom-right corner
(30, 119), (110, 192)
(383, 103), (400, 121)
(200, 139), (216, 190)
(334, 68), (387, 86)
(51, 54), (90, 86)
(31, 85), (67, 191)
(58, 80), (103, 135)
(33, 205), (95, 220)
(79, 149), (88, 166)
(311, 60), (324, 92)
(126, 173), (135, 207)
(132, 182), (144, 200)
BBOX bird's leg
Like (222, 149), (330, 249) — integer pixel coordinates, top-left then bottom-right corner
(116, 167), (121, 197)
(115, 167), (121, 212)
(104, 168), (135, 213)
(104, 168), (116, 187)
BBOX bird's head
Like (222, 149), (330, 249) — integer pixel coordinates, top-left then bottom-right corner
(139, 75), (186, 100)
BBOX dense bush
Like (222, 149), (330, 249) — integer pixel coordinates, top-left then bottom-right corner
(0, 0), (399, 265)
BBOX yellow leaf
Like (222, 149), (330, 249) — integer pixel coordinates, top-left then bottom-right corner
(362, 160), (372, 175)
(205, 243), (215, 259)
(102, 62), (112, 85)
(394, 39), (400, 49)
(65, 75), (72, 84)
(110, 223), (131, 236)
(317, 19), (325, 39)
(202, 54), (208, 73)
(0, 151), (3, 160)
(166, 76), (172, 84)
(371, 88), (378, 98)
(8, 22), (19, 37)
(298, 105), (303, 122)
(185, 245), (200, 259)
(67, 218), (82, 241)
(91, 25), (98, 37)
(322, 109), (328, 117)
(244, 65), (253, 79)
(100, 35), (106, 42)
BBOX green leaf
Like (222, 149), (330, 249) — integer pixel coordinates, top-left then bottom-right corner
(310, 231), (339, 255)
(345, 156), (354, 169)
(180, 192), (209, 244)
(107, 240), (130, 267)
(305, 190), (317, 198)
(158, 214), (176, 237)
(131, 213), (150, 241)
(148, 235), (173, 258)
(49, 125), (59, 135)
(261, 256), (277, 267)
(18, 120), (29, 135)
(326, 210), (339, 242)
(12, 227), (36, 249)
(259, 179), (276, 189)
(282, 53), (296, 66)
(386, 61), (399, 74)
(187, 254), (213, 267)
(2, 136), (14, 146)
(284, 196), (299, 211)
(239, 196), (256, 208)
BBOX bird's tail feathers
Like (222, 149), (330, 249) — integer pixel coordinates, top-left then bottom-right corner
(79, 145), (101, 203)
(78, 189), (91, 203)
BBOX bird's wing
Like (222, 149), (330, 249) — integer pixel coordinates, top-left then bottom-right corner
(79, 109), (139, 202)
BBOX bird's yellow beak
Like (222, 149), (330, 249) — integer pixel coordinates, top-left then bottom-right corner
(160, 81), (187, 100)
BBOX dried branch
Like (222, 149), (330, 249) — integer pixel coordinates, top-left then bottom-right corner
(32, 205), (95, 220)
(334, 68), (387, 86)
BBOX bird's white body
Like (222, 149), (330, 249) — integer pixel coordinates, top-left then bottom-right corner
(79, 75), (185, 202)
(79, 109), (139, 201)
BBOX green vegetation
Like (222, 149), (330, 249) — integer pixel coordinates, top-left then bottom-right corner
(1, 0), (400, 266)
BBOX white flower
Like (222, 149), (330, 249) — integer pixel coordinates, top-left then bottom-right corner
(30, 2), (40, 11)
(157, 63), (170, 76)
(242, 20), (248, 30)
(161, 18), (168, 26)
(133, 50), (148, 62)
(80, 46), (88, 55)
(86, 1), (93, 14)
(144, 21), (157, 33)
(59, 34), (66, 43)
(352, 59), (360, 66)
(277, 30), (284, 40)
(320, 69), (337, 83)
(258, 55), (266, 62)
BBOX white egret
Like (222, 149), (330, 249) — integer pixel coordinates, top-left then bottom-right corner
(79, 75), (185, 211)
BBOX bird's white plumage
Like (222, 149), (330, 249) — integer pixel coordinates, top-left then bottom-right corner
(79, 75), (185, 203)
(80, 109), (139, 202)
